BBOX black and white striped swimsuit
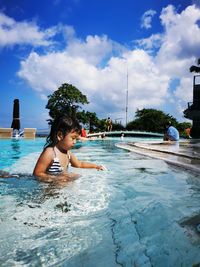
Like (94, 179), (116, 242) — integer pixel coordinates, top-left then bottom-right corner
(47, 148), (70, 175)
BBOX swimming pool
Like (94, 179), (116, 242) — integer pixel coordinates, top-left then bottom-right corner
(0, 138), (200, 266)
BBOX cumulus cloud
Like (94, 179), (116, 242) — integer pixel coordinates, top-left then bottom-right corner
(17, 4), (200, 122)
(0, 12), (57, 47)
(64, 31), (124, 65)
(18, 46), (169, 120)
(136, 33), (163, 51)
(175, 77), (193, 103)
(152, 5), (200, 119)
(141, 9), (157, 29)
(158, 5), (200, 61)
(137, 5), (200, 118)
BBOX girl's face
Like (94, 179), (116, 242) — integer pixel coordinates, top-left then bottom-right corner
(58, 130), (79, 150)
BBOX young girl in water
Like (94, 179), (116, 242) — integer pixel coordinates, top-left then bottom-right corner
(33, 116), (104, 183)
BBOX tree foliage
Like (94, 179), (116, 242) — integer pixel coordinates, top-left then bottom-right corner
(78, 111), (100, 132)
(112, 122), (125, 131)
(45, 84), (191, 136)
(46, 83), (89, 124)
(177, 121), (192, 137)
(126, 108), (178, 133)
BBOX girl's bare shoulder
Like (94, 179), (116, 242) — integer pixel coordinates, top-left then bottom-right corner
(41, 146), (54, 157)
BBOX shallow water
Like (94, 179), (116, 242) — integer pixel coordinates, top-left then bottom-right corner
(0, 138), (200, 266)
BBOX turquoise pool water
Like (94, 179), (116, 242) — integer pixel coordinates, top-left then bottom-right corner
(0, 138), (200, 266)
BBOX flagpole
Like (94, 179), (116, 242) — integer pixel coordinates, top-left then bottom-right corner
(125, 66), (128, 127)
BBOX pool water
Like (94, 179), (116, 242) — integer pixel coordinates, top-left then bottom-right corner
(0, 138), (200, 266)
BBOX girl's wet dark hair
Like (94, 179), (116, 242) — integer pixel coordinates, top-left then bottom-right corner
(45, 116), (81, 148)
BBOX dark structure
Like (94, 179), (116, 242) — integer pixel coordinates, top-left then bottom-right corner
(184, 60), (200, 138)
(11, 99), (20, 131)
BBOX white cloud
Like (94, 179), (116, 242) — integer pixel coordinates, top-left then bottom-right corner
(141, 9), (157, 29)
(175, 77), (193, 104)
(65, 33), (123, 65)
(158, 5), (200, 60)
(136, 33), (163, 52)
(17, 4), (200, 123)
(154, 4), (200, 119)
(18, 47), (169, 121)
(0, 12), (57, 47)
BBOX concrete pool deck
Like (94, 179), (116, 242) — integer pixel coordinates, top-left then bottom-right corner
(116, 139), (200, 175)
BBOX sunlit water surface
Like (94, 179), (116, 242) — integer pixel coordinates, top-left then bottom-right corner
(0, 138), (200, 267)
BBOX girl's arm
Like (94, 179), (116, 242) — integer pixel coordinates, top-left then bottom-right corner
(33, 148), (53, 181)
(70, 152), (104, 170)
(33, 148), (77, 183)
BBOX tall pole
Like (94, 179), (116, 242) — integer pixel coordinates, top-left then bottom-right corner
(125, 67), (129, 127)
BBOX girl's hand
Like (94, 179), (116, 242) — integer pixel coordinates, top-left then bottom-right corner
(96, 165), (107, 171)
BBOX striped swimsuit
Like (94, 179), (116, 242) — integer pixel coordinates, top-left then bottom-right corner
(47, 148), (70, 175)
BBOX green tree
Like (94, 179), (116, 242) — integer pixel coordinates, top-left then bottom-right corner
(177, 121), (192, 137)
(46, 83), (89, 124)
(127, 108), (178, 133)
(78, 111), (99, 132)
(112, 122), (125, 131)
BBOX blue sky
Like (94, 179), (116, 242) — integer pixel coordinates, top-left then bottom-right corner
(0, 0), (199, 130)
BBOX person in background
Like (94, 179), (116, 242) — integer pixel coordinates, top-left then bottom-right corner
(106, 117), (112, 132)
(101, 133), (106, 139)
(163, 121), (179, 141)
(33, 116), (104, 183)
(81, 127), (87, 138)
(78, 126), (89, 141)
(185, 127), (192, 139)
